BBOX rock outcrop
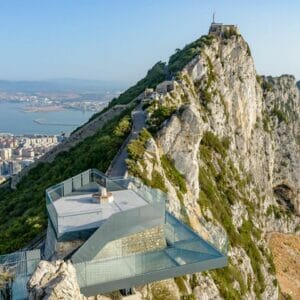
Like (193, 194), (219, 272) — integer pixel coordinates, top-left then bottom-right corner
(28, 260), (85, 300)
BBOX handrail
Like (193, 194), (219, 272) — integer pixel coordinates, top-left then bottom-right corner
(72, 200), (164, 264)
(45, 168), (168, 237)
(73, 213), (227, 292)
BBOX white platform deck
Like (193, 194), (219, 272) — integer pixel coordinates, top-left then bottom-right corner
(53, 189), (147, 234)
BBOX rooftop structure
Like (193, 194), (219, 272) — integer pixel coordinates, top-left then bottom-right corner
(208, 14), (239, 37)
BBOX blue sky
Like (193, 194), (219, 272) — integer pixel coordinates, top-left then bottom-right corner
(0, 0), (299, 84)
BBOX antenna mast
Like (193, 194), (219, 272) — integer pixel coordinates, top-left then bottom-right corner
(213, 11), (216, 23)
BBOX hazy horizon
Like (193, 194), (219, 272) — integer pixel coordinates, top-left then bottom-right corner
(1, 0), (299, 84)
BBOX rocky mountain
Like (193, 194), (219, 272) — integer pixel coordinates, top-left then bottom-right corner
(1, 26), (300, 299)
(123, 29), (300, 299)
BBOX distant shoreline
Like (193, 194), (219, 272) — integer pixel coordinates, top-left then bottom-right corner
(0, 101), (94, 135)
(23, 106), (64, 113)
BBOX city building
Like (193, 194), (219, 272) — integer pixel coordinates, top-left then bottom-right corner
(0, 134), (61, 178)
(0, 148), (12, 160)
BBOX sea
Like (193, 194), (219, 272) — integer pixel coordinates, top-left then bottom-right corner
(0, 101), (94, 135)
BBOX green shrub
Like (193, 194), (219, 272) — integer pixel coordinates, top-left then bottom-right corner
(168, 35), (214, 75)
(200, 131), (228, 158)
(175, 277), (188, 295)
(161, 155), (187, 194)
(150, 170), (167, 193)
(271, 106), (288, 124)
(261, 80), (273, 92)
(263, 114), (271, 133)
(113, 115), (131, 137)
(127, 128), (152, 177)
(147, 105), (176, 134)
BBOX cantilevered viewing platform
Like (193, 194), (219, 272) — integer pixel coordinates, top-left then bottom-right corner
(43, 169), (228, 296)
(1, 169), (227, 298)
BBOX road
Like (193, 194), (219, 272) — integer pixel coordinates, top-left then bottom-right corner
(106, 104), (146, 177)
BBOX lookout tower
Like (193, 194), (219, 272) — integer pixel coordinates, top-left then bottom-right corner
(208, 13), (239, 36)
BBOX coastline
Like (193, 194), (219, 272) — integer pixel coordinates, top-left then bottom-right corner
(23, 106), (64, 113)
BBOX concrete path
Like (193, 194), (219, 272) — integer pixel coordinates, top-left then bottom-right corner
(106, 104), (146, 177)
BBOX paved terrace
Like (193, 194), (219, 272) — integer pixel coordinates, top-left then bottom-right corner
(53, 189), (147, 234)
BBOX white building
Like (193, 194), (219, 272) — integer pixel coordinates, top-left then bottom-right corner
(0, 148), (12, 160)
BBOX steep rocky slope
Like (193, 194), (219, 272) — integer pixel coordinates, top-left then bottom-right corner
(126, 31), (300, 299)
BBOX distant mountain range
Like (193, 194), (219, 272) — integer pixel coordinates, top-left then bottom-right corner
(0, 78), (128, 93)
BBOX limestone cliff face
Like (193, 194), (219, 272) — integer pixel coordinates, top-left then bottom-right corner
(127, 32), (300, 299)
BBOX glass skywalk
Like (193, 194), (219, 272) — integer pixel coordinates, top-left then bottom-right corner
(74, 212), (227, 296)
(44, 169), (227, 296)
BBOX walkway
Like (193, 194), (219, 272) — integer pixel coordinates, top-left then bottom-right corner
(106, 104), (146, 177)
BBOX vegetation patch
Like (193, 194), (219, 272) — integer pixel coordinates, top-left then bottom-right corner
(168, 35), (214, 75)
(266, 204), (292, 220)
(127, 128), (151, 161)
(222, 27), (239, 39)
(150, 170), (167, 193)
(198, 131), (266, 298)
(126, 129), (167, 193)
(147, 105), (177, 134)
(211, 262), (247, 300)
(262, 112), (272, 133)
(150, 281), (179, 300)
(271, 106), (288, 124)
(199, 56), (217, 107)
(200, 131), (230, 158)
(261, 79), (273, 92)
(161, 155), (187, 194)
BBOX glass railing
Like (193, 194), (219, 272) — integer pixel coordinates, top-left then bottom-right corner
(0, 250), (41, 300)
(198, 216), (228, 255)
(0, 250), (40, 284)
(46, 169), (105, 203)
(45, 169), (227, 256)
(72, 199), (165, 264)
(46, 169), (167, 237)
(165, 212), (228, 255)
(74, 213), (227, 291)
(109, 176), (167, 204)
